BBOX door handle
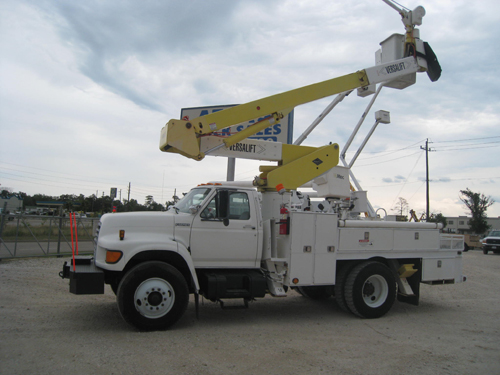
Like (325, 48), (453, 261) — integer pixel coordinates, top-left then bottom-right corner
(243, 225), (256, 230)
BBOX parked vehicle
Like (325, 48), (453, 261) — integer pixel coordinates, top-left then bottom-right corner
(482, 230), (500, 254)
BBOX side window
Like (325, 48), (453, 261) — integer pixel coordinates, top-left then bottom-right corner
(200, 196), (217, 219)
(200, 191), (250, 220)
(229, 192), (250, 220)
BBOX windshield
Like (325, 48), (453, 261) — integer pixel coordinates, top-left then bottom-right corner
(172, 188), (212, 213)
(488, 230), (500, 237)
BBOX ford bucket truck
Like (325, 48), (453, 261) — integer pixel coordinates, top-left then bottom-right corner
(60, 1), (465, 331)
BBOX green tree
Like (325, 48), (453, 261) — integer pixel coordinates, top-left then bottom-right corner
(459, 188), (494, 235)
(427, 212), (447, 229)
(124, 199), (147, 212)
(145, 195), (164, 211)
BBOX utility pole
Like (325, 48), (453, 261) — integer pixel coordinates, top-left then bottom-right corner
(127, 182), (131, 203)
(420, 139), (434, 221)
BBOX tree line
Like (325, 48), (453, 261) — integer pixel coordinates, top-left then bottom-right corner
(1, 190), (174, 215)
(2, 187), (495, 234)
(391, 188), (495, 235)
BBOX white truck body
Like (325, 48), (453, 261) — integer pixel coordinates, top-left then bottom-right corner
(61, 184), (464, 330)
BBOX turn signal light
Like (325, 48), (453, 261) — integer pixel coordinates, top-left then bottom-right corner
(106, 250), (123, 264)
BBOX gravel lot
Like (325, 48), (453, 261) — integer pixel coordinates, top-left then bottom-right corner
(1, 251), (499, 375)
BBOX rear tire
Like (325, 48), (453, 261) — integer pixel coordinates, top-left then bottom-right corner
(117, 261), (189, 331)
(334, 264), (355, 313)
(344, 261), (396, 319)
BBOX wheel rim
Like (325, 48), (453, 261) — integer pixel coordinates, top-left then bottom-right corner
(134, 278), (175, 319)
(362, 275), (388, 308)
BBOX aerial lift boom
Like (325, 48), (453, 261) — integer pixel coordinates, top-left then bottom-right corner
(159, 1), (441, 192)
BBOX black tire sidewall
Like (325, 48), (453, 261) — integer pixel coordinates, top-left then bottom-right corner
(334, 263), (355, 313)
(117, 261), (189, 331)
(345, 262), (396, 319)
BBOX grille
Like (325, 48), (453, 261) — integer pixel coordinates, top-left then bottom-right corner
(486, 238), (500, 245)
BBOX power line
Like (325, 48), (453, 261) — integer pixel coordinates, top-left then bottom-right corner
(435, 141), (500, 148)
(389, 151), (424, 211)
(432, 136), (500, 144)
(435, 145), (500, 152)
(345, 139), (426, 159)
(355, 151), (422, 167)
(364, 176), (500, 188)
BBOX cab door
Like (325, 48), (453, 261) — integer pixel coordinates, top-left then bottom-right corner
(190, 190), (260, 268)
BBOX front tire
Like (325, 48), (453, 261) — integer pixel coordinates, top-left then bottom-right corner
(117, 261), (189, 331)
(344, 261), (396, 319)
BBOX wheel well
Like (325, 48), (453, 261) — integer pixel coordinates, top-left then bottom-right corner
(124, 250), (195, 293)
(336, 257), (423, 278)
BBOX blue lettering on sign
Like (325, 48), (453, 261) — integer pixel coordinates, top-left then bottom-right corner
(249, 136), (277, 141)
(199, 108), (224, 117)
(237, 122), (282, 136)
(193, 108), (284, 140)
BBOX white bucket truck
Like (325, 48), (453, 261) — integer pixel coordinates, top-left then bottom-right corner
(60, 1), (465, 331)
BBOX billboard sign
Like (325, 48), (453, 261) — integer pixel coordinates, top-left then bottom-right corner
(180, 105), (294, 144)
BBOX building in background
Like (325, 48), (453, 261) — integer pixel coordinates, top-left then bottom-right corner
(0, 195), (23, 213)
(445, 216), (500, 235)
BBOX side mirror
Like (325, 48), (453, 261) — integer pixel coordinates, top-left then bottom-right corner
(218, 190), (229, 219)
(189, 205), (199, 214)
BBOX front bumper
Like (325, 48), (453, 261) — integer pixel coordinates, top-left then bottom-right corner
(60, 256), (105, 295)
(484, 244), (500, 251)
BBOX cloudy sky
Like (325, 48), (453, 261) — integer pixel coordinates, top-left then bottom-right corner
(1, 0), (499, 218)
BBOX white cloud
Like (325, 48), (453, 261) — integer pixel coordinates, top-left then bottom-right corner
(1, 0), (499, 217)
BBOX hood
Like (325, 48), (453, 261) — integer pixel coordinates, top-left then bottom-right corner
(99, 211), (177, 238)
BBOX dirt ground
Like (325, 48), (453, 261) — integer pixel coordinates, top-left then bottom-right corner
(1, 251), (499, 375)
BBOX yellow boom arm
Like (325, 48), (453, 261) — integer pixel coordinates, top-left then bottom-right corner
(160, 71), (367, 161)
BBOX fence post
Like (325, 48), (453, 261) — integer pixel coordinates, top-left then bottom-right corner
(0, 202), (7, 254)
(56, 206), (63, 257)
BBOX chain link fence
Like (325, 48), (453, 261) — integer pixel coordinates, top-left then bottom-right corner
(0, 212), (99, 259)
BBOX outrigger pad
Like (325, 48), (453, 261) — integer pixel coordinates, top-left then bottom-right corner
(424, 42), (442, 82)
